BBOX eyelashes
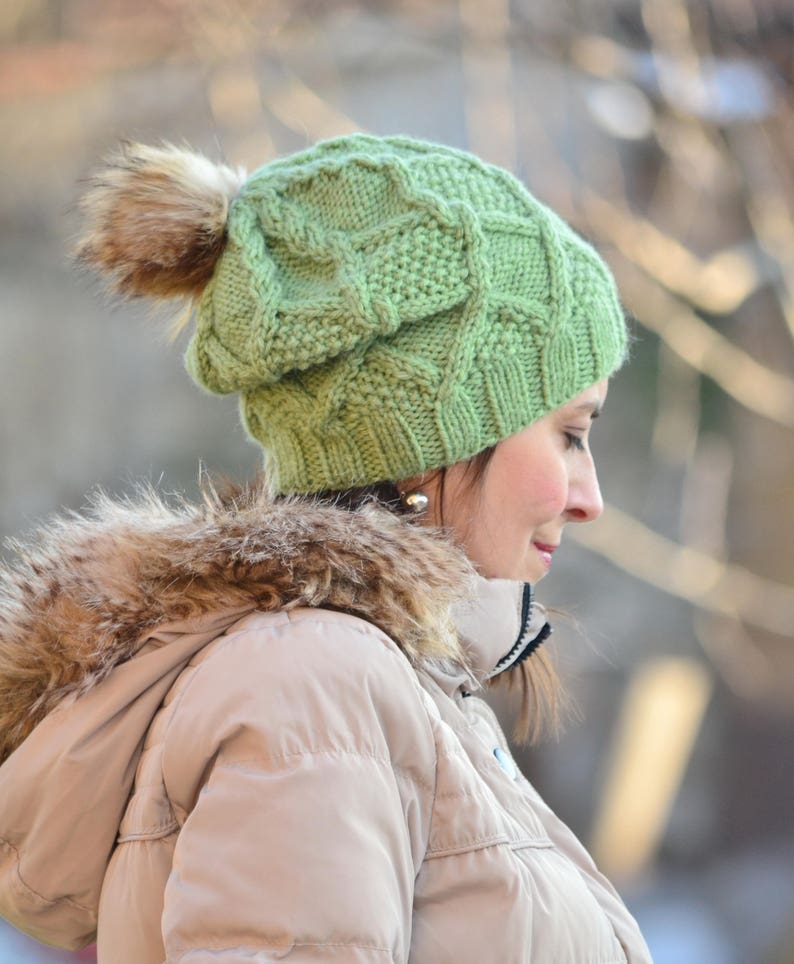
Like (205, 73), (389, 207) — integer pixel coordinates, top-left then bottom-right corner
(564, 432), (585, 451)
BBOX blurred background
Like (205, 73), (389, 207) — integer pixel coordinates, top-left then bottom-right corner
(1, 0), (793, 961)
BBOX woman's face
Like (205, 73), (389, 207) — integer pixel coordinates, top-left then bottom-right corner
(413, 380), (608, 584)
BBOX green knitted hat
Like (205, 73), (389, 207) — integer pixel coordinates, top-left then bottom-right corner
(81, 134), (626, 493)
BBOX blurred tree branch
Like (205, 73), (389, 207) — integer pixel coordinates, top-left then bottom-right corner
(615, 259), (794, 428)
(571, 502), (794, 638)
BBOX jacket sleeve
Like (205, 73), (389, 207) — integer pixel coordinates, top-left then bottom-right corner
(159, 609), (437, 963)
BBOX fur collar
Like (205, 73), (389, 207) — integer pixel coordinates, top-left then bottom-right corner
(0, 483), (474, 762)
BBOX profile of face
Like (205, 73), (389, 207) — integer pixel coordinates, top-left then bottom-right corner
(407, 379), (608, 585)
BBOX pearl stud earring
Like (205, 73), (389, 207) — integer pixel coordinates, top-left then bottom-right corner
(401, 489), (429, 514)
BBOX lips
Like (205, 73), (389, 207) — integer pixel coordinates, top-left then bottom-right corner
(533, 542), (558, 569)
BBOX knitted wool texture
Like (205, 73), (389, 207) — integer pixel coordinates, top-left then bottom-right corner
(186, 134), (627, 494)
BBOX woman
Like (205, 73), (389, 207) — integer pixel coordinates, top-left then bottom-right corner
(0, 135), (652, 962)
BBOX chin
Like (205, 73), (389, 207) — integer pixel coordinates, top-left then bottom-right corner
(510, 562), (546, 585)
(522, 558), (549, 585)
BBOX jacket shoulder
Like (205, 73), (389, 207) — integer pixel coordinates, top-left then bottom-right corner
(160, 607), (439, 816)
(111, 608), (439, 961)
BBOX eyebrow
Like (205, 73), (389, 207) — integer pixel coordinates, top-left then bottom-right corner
(575, 402), (602, 419)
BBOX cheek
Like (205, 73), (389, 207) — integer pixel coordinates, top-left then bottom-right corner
(525, 471), (566, 516)
(503, 456), (568, 523)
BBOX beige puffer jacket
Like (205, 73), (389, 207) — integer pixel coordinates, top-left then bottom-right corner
(0, 488), (652, 963)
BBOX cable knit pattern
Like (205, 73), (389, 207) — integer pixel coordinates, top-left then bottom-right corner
(184, 134), (627, 493)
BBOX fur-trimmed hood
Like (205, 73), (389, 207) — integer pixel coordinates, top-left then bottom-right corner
(0, 484), (552, 952)
(0, 484), (474, 764)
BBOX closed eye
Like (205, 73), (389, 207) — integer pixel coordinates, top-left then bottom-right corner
(564, 432), (585, 451)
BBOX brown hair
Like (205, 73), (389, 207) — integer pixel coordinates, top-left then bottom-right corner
(312, 446), (563, 744)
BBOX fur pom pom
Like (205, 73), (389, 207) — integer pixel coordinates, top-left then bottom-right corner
(76, 142), (247, 299)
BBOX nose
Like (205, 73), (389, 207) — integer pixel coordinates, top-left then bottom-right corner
(565, 455), (604, 523)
